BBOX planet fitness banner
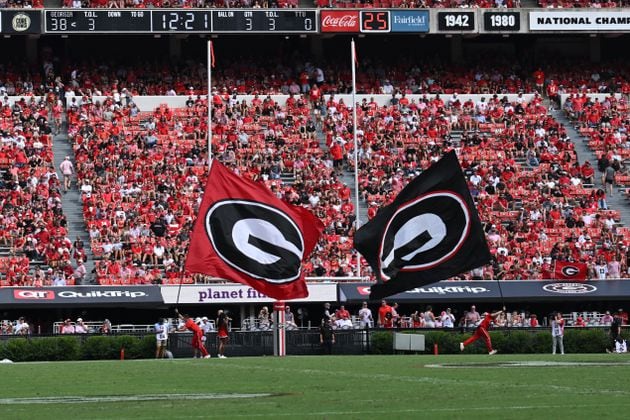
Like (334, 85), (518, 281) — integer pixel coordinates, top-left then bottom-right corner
(161, 283), (337, 304)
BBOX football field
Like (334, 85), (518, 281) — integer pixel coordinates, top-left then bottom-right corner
(1, 354), (629, 419)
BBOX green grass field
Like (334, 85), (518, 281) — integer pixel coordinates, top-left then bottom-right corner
(1, 354), (630, 419)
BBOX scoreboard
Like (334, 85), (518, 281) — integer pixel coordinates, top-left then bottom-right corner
(0, 8), (628, 35)
(43, 9), (317, 34)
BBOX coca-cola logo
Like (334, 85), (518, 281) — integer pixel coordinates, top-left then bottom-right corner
(321, 11), (360, 32)
(322, 15), (357, 27)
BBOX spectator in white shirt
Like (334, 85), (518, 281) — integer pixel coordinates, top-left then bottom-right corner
(74, 318), (88, 334)
(61, 319), (75, 334)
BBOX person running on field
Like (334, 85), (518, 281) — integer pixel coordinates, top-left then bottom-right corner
(176, 310), (210, 359)
(460, 308), (504, 355)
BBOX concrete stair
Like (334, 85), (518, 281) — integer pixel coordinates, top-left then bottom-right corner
(310, 106), (368, 228)
(51, 115), (95, 284)
(550, 105), (630, 227)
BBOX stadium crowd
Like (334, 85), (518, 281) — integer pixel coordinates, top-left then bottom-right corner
(324, 301), (630, 330)
(322, 88), (630, 279)
(0, 95), (86, 287)
(60, 0), (298, 8)
(3, 59), (630, 98)
(2, 52), (630, 284)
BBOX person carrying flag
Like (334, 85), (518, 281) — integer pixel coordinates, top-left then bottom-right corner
(460, 308), (505, 355)
(176, 309), (210, 359)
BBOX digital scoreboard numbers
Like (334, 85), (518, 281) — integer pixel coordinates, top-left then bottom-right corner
(360, 11), (391, 33)
(437, 11), (475, 31)
(45, 10), (150, 33)
(152, 11), (212, 32)
(484, 11), (521, 32)
(211, 10), (317, 33)
(43, 9), (316, 34)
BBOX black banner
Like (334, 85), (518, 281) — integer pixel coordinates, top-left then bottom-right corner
(339, 280), (630, 303)
(0, 286), (163, 307)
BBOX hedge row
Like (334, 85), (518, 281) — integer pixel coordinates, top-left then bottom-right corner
(0, 335), (155, 362)
(371, 329), (616, 355)
(0, 329), (619, 361)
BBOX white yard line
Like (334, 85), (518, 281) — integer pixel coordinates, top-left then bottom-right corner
(0, 393), (273, 405)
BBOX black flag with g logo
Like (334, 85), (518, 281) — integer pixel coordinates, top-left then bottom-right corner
(354, 150), (491, 300)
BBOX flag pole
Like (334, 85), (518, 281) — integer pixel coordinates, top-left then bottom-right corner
(207, 40), (213, 169)
(351, 39), (361, 278)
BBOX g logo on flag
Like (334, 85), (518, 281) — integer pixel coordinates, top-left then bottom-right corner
(378, 191), (471, 280)
(205, 200), (304, 283)
(561, 265), (580, 277)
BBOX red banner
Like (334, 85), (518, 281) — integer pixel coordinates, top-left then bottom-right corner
(185, 161), (323, 301)
(321, 10), (360, 33)
(553, 260), (588, 281)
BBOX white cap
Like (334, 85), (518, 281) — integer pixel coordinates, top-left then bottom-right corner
(77, 318), (83, 322)
(202, 317), (208, 321)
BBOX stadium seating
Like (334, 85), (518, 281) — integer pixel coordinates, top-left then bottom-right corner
(538, 0), (628, 8)
(324, 91), (629, 280)
(65, 0), (298, 8)
(65, 91), (359, 284)
(0, 97), (76, 286)
(323, 0), (520, 7)
(3, 60), (629, 98)
(0, 1), (43, 7)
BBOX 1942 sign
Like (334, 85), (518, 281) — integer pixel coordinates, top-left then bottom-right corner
(437, 11), (475, 31)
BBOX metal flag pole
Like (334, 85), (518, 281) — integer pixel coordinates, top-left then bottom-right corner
(351, 39), (361, 278)
(208, 40), (214, 169)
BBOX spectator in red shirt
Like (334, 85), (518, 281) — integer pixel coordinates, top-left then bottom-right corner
(176, 310), (210, 359)
(335, 305), (350, 321)
(574, 316), (587, 327)
(378, 300), (393, 327)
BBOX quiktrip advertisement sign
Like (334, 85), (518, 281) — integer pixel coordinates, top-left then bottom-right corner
(0, 286), (163, 307)
(339, 280), (630, 303)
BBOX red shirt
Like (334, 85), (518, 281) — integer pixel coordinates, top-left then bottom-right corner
(479, 313), (493, 330)
(185, 318), (202, 334)
(378, 304), (392, 325)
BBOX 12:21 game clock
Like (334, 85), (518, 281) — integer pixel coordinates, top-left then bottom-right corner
(360, 11), (390, 33)
(152, 11), (212, 32)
